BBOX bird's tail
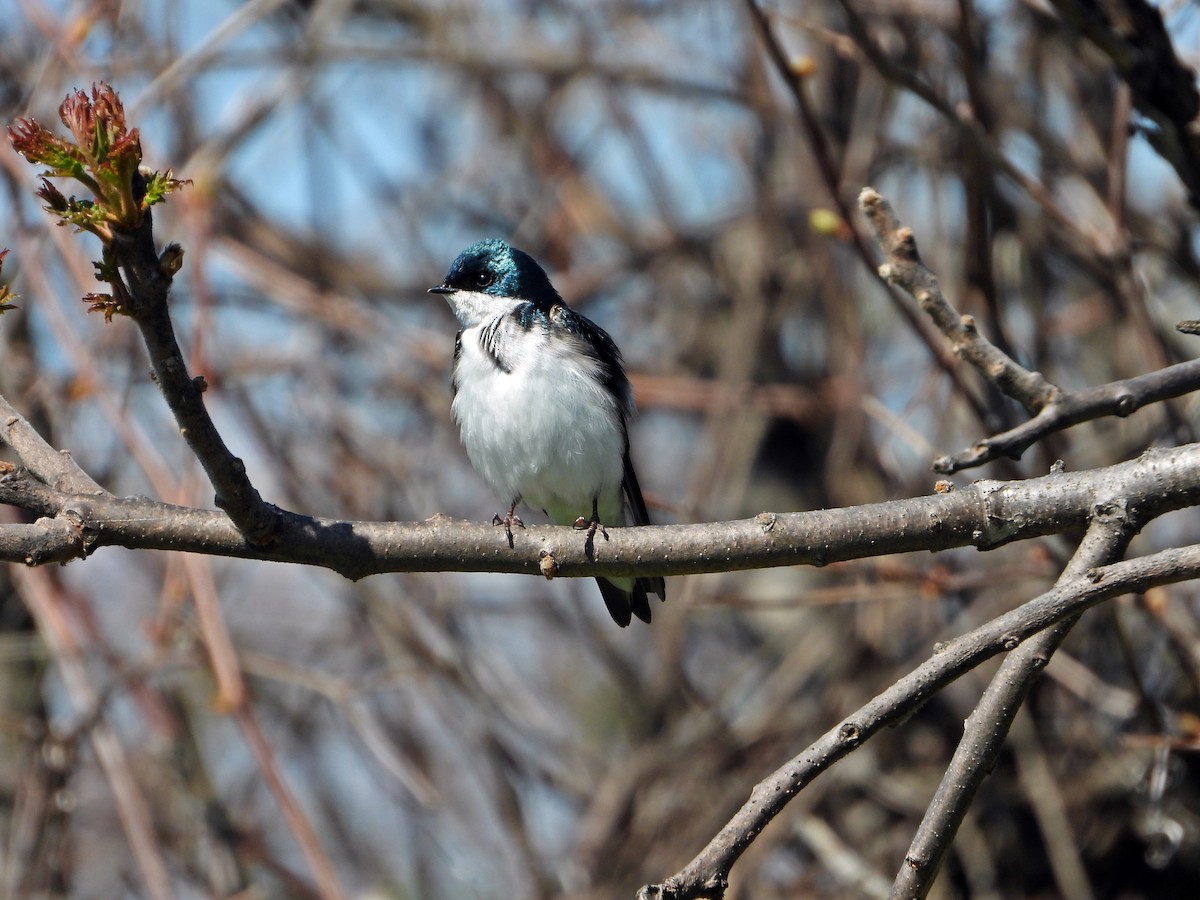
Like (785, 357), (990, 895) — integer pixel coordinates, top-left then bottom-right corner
(596, 575), (666, 627)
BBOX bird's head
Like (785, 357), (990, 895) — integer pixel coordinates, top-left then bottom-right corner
(429, 239), (561, 327)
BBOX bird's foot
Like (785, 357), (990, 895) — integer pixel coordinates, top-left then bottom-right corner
(573, 504), (609, 560)
(493, 500), (524, 549)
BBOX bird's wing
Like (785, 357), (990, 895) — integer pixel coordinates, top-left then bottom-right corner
(621, 451), (666, 604)
(622, 448), (653, 528)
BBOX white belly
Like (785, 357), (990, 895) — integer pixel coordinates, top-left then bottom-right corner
(452, 323), (626, 524)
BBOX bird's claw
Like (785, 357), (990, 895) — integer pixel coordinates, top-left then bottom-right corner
(574, 512), (608, 559)
(493, 507), (524, 549)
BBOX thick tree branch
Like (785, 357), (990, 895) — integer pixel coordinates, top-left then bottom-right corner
(3, 430), (1200, 580)
(0, 505), (89, 565)
(639, 539), (1200, 900)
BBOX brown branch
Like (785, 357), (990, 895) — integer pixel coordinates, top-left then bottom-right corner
(638, 539), (1200, 900)
(12, 564), (174, 900)
(834, 0), (1114, 258)
(235, 705), (346, 900)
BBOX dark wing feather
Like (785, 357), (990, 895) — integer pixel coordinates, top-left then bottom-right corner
(622, 449), (666, 609)
(450, 331), (463, 397)
(622, 449), (653, 528)
(547, 302), (665, 623)
(548, 304), (632, 415)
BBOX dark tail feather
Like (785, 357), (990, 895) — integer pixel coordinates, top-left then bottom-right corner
(600, 450), (667, 626)
(597, 576), (666, 626)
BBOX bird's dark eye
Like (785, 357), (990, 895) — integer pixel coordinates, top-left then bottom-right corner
(473, 271), (494, 288)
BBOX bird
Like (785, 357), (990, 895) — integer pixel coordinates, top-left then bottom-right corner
(429, 239), (666, 626)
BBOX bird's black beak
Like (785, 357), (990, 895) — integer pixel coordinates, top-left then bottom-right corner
(428, 285), (455, 295)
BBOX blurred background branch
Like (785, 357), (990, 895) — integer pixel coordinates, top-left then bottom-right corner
(2, 1), (1200, 898)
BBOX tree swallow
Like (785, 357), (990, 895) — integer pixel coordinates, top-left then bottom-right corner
(430, 239), (666, 626)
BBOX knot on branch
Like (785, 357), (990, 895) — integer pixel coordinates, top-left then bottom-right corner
(538, 549), (558, 580)
(1092, 498), (1128, 526)
(838, 722), (862, 746)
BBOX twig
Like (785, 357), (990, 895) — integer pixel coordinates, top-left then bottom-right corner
(860, 188), (1200, 473)
(889, 513), (1134, 897)
(931, 359), (1200, 473)
(1009, 709), (1095, 900)
(0, 394), (103, 494)
(860, 187), (1060, 415)
(113, 204), (279, 543)
(235, 704), (347, 900)
(638, 539), (1200, 900)
(834, 0), (1115, 258)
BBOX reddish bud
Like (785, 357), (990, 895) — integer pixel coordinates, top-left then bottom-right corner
(36, 177), (68, 212)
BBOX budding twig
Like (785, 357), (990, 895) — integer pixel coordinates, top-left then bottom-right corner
(7, 83), (276, 542)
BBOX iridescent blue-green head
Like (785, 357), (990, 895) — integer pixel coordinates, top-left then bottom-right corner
(429, 239), (562, 327)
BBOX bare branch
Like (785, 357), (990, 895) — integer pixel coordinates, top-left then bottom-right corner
(860, 187), (1060, 415)
(890, 511), (1135, 897)
(235, 705), (347, 900)
(11, 564), (174, 900)
(744, 1), (999, 430)
(0, 508), (89, 565)
(834, 1), (1115, 258)
(640, 538), (1200, 900)
(4, 8), (1200, 896)
(933, 359), (1200, 473)
(861, 188), (1200, 473)
(0, 394), (103, 495)
(114, 209), (279, 543)
(3, 438), (1200, 580)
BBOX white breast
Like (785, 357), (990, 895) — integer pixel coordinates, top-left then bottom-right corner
(451, 317), (627, 524)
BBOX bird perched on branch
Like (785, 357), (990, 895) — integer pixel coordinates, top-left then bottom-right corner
(430, 239), (666, 626)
